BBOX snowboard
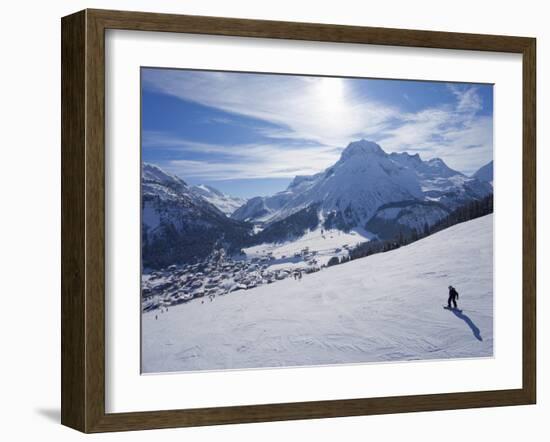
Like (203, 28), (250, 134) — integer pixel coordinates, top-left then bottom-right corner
(443, 305), (463, 313)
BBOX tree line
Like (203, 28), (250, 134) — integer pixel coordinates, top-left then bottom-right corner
(327, 194), (493, 267)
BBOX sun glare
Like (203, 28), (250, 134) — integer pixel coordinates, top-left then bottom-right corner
(316, 78), (345, 106)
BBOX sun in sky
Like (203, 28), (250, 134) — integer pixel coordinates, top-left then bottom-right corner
(141, 68), (493, 198)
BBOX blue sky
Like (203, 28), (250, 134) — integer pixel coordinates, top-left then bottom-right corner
(142, 68), (493, 198)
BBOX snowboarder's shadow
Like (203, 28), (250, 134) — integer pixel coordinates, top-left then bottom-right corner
(445, 308), (483, 341)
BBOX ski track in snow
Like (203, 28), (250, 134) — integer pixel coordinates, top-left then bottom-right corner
(142, 215), (493, 373)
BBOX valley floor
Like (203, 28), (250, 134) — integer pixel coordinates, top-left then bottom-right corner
(142, 214), (493, 373)
(244, 225), (374, 267)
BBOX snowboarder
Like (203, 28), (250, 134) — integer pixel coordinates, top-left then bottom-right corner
(448, 285), (459, 309)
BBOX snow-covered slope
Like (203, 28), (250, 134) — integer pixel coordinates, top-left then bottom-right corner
(244, 225), (374, 267)
(142, 162), (189, 201)
(473, 161), (494, 184)
(191, 184), (247, 216)
(232, 140), (492, 238)
(142, 214), (493, 373)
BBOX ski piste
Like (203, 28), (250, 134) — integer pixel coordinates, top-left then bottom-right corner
(142, 215), (493, 373)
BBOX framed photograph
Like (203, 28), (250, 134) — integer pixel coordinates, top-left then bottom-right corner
(61, 9), (536, 433)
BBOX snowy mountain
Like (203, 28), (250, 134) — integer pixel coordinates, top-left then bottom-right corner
(142, 141), (493, 267)
(142, 214), (493, 372)
(234, 140), (420, 226)
(141, 163), (251, 268)
(473, 161), (493, 184)
(233, 140), (493, 239)
(190, 184), (247, 216)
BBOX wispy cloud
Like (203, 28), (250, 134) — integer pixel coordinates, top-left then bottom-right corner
(142, 70), (399, 147)
(143, 69), (492, 178)
(143, 132), (340, 180)
(448, 84), (483, 114)
(376, 90), (492, 174)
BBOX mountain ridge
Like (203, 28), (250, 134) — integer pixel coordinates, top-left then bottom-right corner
(141, 163), (252, 268)
(141, 140), (493, 268)
(190, 183), (248, 216)
(232, 140), (492, 237)
(472, 160), (493, 184)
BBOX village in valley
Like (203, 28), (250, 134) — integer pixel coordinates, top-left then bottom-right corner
(142, 248), (318, 312)
(141, 227), (367, 313)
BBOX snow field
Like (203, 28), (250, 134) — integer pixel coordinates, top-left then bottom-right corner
(142, 214), (493, 373)
(244, 226), (373, 267)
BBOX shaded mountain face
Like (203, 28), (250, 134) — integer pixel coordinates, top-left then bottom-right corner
(472, 161), (493, 184)
(190, 184), (247, 216)
(232, 140), (493, 238)
(142, 164), (252, 269)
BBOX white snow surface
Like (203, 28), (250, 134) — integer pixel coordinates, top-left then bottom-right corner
(142, 214), (493, 373)
(244, 226), (373, 267)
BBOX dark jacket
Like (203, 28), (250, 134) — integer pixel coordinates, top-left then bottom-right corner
(449, 287), (459, 299)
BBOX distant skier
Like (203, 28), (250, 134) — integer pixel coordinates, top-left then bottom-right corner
(448, 285), (459, 309)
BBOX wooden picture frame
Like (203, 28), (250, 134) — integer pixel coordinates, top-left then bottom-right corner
(61, 9), (536, 433)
